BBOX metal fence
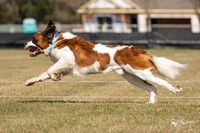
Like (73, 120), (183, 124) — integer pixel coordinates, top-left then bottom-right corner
(152, 24), (191, 31)
(0, 24), (200, 48)
(0, 24), (23, 33)
(0, 24), (193, 33)
(0, 24), (83, 33)
(150, 24), (200, 45)
(38, 24), (83, 32)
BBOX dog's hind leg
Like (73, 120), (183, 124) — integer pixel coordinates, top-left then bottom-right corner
(123, 71), (157, 104)
(122, 65), (182, 94)
(115, 69), (157, 104)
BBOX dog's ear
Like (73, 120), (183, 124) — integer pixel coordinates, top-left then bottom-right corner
(42, 20), (56, 40)
(47, 20), (54, 28)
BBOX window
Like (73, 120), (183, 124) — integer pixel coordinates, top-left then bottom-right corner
(97, 16), (113, 32)
(151, 18), (190, 24)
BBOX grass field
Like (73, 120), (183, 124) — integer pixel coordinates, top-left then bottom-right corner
(0, 48), (199, 133)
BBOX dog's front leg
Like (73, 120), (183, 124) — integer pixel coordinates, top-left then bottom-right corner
(47, 59), (70, 81)
(26, 59), (70, 86)
(26, 72), (50, 86)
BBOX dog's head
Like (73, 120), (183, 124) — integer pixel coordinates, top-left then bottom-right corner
(24, 20), (56, 57)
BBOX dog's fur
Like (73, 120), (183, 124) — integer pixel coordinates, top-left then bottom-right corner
(24, 21), (186, 103)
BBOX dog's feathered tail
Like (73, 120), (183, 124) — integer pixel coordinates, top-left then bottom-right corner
(153, 57), (187, 79)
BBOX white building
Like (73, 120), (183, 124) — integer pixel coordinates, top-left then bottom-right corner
(77, 0), (200, 33)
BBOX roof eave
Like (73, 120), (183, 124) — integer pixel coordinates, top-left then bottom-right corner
(77, 9), (200, 14)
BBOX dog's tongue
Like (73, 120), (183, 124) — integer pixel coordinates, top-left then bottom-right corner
(28, 46), (39, 57)
(29, 46), (37, 52)
(30, 51), (37, 57)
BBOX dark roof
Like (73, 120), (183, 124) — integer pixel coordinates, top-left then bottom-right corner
(132, 0), (195, 9)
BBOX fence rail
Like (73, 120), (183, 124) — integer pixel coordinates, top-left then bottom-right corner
(0, 24), (200, 48)
(0, 24), (23, 33)
(0, 24), (83, 33)
(0, 24), (194, 33)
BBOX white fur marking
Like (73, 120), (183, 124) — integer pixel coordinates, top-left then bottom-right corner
(73, 61), (100, 76)
(24, 41), (37, 50)
(62, 32), (77, 39)
(115, 68), (124, 75)
(153, 57), (187, 79)
(47, 46), (75, 76)
(93, 43), (127, 65)
(93, 43), (126, 54)
(121, 71), (157, 103)
(149, 91), (156, 104)
(122, 65), (179, 93)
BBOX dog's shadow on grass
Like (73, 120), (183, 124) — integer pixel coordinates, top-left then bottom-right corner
(18, 99), (174, 105)
(19, 100), (148, 104)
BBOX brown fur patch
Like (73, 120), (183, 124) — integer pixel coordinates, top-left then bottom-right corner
(98, 53), (110, 70)
(106, 43), (118, 48)
(54, 37), (110, 70)
(33, 32), (49, 49)
(114, 47), (157, 73)
(56, 33), (64, 42)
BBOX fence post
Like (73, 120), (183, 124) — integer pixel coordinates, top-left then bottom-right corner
(191, 15), (200, 33)
(138, 14), (148, 33)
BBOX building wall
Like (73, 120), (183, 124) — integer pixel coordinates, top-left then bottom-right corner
(81, 13), (200, 33)
(83, 14), (95, 32)
(83, 14), (133, 33)
(137, 14), (200, 33)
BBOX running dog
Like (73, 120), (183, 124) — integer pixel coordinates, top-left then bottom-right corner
(24, 20), (186, 103)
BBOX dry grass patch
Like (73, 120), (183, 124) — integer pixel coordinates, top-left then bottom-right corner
(0, 49), (199, 132)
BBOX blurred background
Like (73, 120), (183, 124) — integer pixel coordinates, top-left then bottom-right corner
(0, 0), (200, 48)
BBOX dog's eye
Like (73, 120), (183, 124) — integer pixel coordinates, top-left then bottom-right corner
(32, 38), (38, 44)
(43, 36), (50, 42)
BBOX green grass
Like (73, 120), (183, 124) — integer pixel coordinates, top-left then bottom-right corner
(0, 49), (200, 133)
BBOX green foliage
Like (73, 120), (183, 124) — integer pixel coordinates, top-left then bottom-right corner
(53, 1), (78, 23)
(0, 0), (87, 24)
(52, 0), (87, 24)
(17, 0), (53, 23)
(0, 4), (13, 23)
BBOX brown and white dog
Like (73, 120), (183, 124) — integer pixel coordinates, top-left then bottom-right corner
(24, 20), (186, 104)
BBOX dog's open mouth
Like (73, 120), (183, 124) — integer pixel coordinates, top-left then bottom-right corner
(27, 46), (41, 57)
(24, 42), (42, 57)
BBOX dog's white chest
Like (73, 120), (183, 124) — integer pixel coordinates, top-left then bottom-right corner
(50, 46), (75, 64)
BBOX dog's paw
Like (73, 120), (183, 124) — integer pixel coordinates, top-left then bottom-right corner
(50, 73), (61, 81)
(176, 85), (183, 93)
(146, 101), (156, 104)
(25, 79), (36, 86)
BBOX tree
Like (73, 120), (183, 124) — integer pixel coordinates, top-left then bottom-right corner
(0, 0), (86, 24)
(17, 0), (53, 23)
(52, 0), (88, 24)
(0, 3), (13, 23)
